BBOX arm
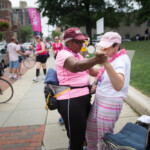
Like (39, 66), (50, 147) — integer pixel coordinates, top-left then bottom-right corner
(7, 51), (9, 61)
(17, 50), (26, 56)
(51, 44), (55, 55)
(104, 60), (124, 91)
(61, 43), (63, 50)
(64, 54), (107, 73)
(88, 67), (99, 77)
(29, 45), (36, 51)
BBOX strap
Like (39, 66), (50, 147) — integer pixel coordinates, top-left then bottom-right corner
(45, 93), (51, 110)
(70, 85), (90, 89)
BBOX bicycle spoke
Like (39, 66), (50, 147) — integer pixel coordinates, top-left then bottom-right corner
(23, 56), (35, 69)
(0, 78), (13, 103)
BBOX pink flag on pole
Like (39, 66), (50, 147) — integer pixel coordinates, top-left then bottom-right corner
(27, 8), (42, 36)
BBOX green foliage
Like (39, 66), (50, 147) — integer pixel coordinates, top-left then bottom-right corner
(52, 30), (61, 40)
(36, 0), (131, 40)
(0, 19), (9, 31)
(17, 25), (34, 43)
(135, 0), (150, 24)
(0, 32), (4, 41)
(46, 37), (51, 41)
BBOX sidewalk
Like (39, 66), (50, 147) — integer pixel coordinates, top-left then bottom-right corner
(0, 52), (143, 150)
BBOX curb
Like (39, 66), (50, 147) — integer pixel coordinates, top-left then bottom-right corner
(124, 85), (150, 115)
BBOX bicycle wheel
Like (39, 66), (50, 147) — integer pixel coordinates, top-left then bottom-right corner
(0, 62), (4, 76)
(23, 56), (36, 69)
(0, 78), (14, 103)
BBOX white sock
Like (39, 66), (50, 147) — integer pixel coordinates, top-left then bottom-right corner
(14, 74), (17, 78)
(9, 74), (12, 78)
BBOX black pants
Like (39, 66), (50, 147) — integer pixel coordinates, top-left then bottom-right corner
(57, 94), (91, 150)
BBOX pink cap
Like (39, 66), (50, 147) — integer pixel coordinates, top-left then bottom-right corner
(96, 31), (121, 48)
(35, 35), (41, 39)
(55, 36), (59, 40)
(64, 27), (87, 42)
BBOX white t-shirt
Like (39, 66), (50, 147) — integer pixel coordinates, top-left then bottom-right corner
(96, 54), (131, 98)
(7, 43), (20, 61)
(46, 43), (50, 49)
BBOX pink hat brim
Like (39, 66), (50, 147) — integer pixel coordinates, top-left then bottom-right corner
(96, 41), (113, 48)
(74, 35), (87, 41)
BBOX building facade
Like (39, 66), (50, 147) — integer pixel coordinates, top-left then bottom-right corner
(12, 1), (30, 30)
(0, 0), (31, 42)
(80, 20), (150, 40)
(0, 0), (14, 42)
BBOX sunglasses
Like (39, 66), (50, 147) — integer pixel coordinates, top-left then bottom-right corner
(72, 40), (84, 45)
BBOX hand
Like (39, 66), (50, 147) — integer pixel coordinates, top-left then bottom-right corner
(22, 53), (28, 56)
(34, 52), (38, 55)
(29, 45), (33, 49)
(95, 51), (107, 64)
(91, 85), (97, 94)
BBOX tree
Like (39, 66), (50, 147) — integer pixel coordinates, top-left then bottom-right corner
(17, 25), (34, 43)
(0, 19), (9, 41)
(36, 0), (131, 42)
(134, 0), (150, 24)
(0, 32), (4, 41)
(0, 19), (9, 32)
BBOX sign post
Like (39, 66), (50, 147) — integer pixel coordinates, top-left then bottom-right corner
(96, 17), (104, 35)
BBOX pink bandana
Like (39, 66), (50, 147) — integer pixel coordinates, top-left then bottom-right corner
(95, 48), (126, 80)
(63, 46), (79, 58)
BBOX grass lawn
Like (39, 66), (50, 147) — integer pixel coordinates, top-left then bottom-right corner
(122, 41), (150, 97)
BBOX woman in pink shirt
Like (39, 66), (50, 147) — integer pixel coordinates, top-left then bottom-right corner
(30, 35), (47, 82)
(52, 36), (63, 59)
(55, 27), (107, 150)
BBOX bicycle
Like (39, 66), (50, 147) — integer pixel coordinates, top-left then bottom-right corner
(22, 50), (36, 69)
(0, 62), (4, 76)
(0, 70), (14, 103)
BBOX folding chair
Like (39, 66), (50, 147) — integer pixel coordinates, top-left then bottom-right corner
(102, 122), (150, 150)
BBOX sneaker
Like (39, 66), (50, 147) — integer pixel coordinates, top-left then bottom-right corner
(33, 77), (38, 82)
(9, 74), (13, 79)
(59, 117), (64, 124)
(18, 75), (21, 79)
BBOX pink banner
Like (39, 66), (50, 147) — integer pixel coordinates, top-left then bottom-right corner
(27, 8), (42, 35)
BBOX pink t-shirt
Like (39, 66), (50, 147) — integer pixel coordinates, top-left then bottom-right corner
(52, 42), (62, 54)
(7, 43), (20, 61)
(56, 48), (90, 100)
(36, 41), (47, 55)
